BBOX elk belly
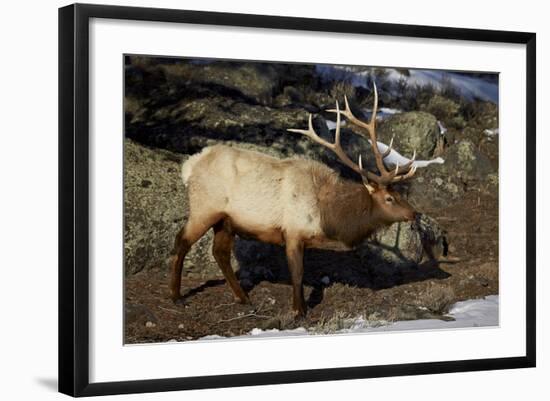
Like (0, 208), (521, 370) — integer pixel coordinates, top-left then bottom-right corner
(304, 235), (354, 251)
(227, 217), (285, 246)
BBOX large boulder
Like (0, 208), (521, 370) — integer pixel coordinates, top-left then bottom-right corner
(370, 215), (448, 291)
(408, 170), (462, 210)
(420, 94), (465, 129)
(360, 214), (447, 273)
(377, 111), (440, 159)
(406, 139), (495, 210)
(443, 139), (493, 181)
(124, 139), (219, 277)
(368, 222), (424, 266)
(125, 57), (329, 146)
(124, 57), (384, 159)
(165, 96), (307, 140)
(129, 57), (281, 106)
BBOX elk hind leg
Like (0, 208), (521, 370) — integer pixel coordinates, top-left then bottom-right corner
(170, 213), (222, 303)
(212, 220), (250, 304)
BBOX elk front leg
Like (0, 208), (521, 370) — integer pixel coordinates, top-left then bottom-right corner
(285, 238), (306, 317)
(212, 221), (250, 304)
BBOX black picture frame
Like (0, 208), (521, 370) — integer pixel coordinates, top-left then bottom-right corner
(59, 3), (536, 397)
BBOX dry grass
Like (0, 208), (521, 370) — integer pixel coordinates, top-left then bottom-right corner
(414, 281), (456, 314)
(310, 311), (356, 334)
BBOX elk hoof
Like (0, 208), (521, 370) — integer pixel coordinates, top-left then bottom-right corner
(172, 296), (189, 306)
(235, 294), (251, 305)
(293, 307), (307, 320)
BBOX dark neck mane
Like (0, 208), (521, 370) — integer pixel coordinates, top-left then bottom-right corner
(318, 178), (379, 248)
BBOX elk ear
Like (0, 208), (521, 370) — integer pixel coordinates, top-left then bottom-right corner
(362, 177), (376, 194)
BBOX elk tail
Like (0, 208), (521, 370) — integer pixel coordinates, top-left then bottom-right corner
(181, 146), (214, 185)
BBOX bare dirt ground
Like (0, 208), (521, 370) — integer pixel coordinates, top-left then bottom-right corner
(125, 189), (498, 344)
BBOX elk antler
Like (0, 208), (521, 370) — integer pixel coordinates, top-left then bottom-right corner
(327, 82), (417, 187)
(287, 101), (379, 193)
(288, 82), (417, 189)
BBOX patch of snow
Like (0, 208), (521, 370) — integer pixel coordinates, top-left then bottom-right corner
(386, 69), (498, 103)
(355, 295), (499, 333)
(198, 296), (499, 341)
(437, 120), (448, 136)
(483, 128), (499, 137)
(379, 107), (402, 115)
(249, 327), (308, 338)
(200, 334), (226, 340)
(315, 65), (498, 103)
(325, 119), (346, 131)
(363, 108), (402, 120)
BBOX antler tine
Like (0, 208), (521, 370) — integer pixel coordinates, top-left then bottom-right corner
(364, 82), (387, 175)
(358, 154), (376, 193)
(391, 165), (417, 183)
(370, 81), (378, 126)
(287, 114), (333, 149)
(381, 135), (394, 159)
(334, 100), (342, 148)
(329, 84), (390, 178)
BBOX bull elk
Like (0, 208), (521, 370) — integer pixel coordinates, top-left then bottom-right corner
(170, 83), (419, 317)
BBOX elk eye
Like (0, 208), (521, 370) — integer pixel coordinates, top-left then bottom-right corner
(385, 195), (394, 203)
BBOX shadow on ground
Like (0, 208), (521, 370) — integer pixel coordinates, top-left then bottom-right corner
(178, 238), (450, 310)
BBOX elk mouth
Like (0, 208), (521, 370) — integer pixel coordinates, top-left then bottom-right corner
(406, 211), (419, 222)
(412, 213), (425, 230)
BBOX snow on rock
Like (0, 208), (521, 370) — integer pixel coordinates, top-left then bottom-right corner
(375, 140), (445, 169)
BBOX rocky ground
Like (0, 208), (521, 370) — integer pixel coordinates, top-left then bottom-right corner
(123, 56), (499, 343)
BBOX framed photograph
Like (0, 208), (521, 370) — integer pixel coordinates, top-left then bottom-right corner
(59, 3), (536, 397)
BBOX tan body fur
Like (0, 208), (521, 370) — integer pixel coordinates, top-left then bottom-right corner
(184, 145), (350, 250)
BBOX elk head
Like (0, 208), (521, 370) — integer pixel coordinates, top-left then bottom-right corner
(288, 82), (418, 225)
